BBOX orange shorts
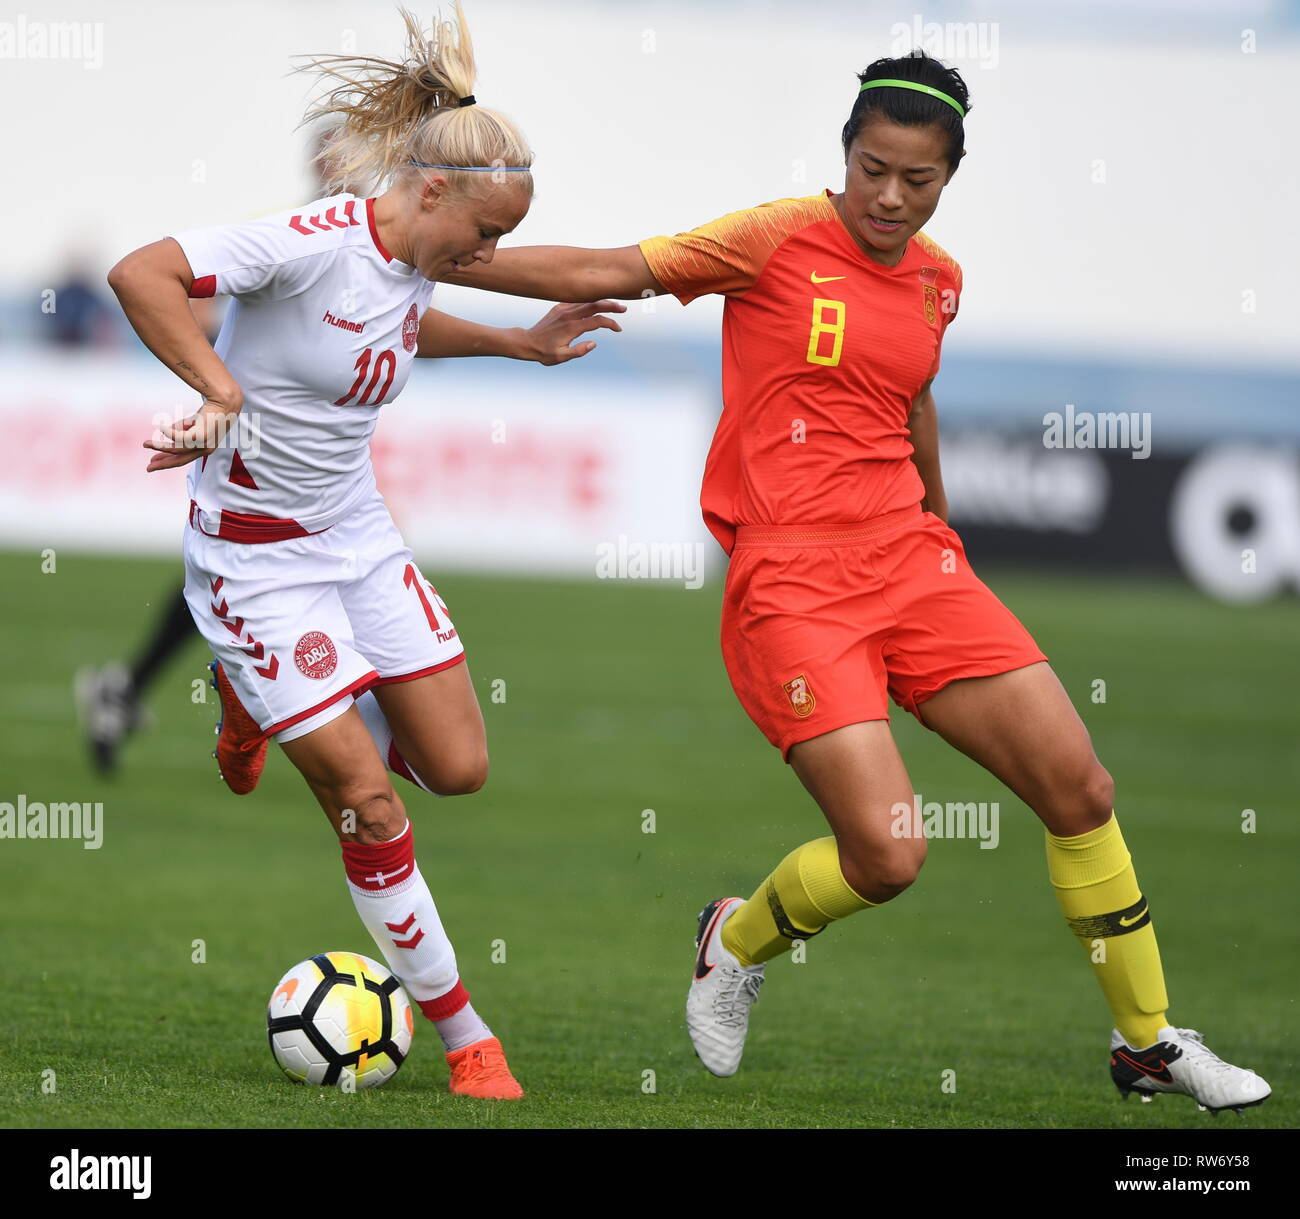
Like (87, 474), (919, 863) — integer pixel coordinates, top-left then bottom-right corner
(720, 505), (1047, 760)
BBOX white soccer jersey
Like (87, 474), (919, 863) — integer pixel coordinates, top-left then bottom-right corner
(171, 193), (435, 539)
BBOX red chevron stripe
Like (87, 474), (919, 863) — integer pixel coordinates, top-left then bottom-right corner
(254, 655), (279, 680)
(222, 616), (245, 636)
(322, 206), (349, 229)
(392, 928), (425, 951)
(384, 912), (417, 934)
(342, 200), (359, 226)
(209, 576), (223, 595)
(309, 214), (332, 232)
(211, 597), (229, 618)
(288, 215), (313, 235)
(239, 636), (265, 661)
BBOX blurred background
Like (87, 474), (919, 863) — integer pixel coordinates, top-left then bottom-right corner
(3, 0), (1298, 591)
(1, 0), (1297, 1131)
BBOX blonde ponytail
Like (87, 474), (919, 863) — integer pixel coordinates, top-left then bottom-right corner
(297, 4), (532, 197)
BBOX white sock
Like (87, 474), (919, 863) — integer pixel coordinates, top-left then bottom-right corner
(341, 820), (471, 1034)
(434, 1003), (494, 1053)
(353, 690), (434, 793)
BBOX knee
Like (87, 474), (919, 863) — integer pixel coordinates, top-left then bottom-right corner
(839, 839), (926, 906)
(427, 748), (488, 797)
(1083, 763), (1116, 821)
(339, 786), (406, 843)
(1041, 759), (1114, 836)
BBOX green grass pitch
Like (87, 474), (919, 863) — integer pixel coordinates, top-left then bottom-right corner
(1, 548), (1295, 1129)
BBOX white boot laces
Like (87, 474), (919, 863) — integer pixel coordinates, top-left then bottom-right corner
(1173, 1028), (1237, 1078)
(713, 968), (763, 1027)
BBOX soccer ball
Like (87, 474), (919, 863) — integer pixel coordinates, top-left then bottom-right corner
(267, 952), (414, 1088)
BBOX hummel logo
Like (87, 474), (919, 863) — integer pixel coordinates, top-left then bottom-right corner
(384, 910), (425, 950)
(810, 271), (846, 283)
(289, 201), (361, 235)
(322, 309), (365, 335)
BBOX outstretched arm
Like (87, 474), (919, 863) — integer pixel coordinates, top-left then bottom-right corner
(443, 245), (665, 303)
(907, 379), (948, 523)
(416, 301), (626, 364)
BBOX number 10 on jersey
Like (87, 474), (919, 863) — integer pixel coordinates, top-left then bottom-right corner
(806, 298), (846, 367)
(335, 347), (398, 406)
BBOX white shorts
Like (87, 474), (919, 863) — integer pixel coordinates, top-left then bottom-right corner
(183, 490), (464, 744)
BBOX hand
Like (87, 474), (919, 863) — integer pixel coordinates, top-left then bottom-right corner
(144, 398), (242, 472)
(519, 300), (626, 365)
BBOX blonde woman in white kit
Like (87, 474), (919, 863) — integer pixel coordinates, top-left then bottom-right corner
(108, 4), (625, 1099)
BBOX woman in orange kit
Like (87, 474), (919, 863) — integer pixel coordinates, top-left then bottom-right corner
(447, 50), (1270, 1113)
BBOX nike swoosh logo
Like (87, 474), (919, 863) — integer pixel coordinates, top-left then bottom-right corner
(693, 900), (734, 980)
(1114, 1048), (1174, 1082)
(1118, 904), (1148, 927)
(810, 272), (846, 283)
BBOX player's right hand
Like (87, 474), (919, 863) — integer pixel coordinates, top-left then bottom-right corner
(144, 398), (242, 472)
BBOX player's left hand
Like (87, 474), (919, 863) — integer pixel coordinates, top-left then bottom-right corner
(521, 300), (626, 365)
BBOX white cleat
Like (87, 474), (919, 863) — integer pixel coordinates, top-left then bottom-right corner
(687, 897), (765, 1077)
(74, 662), (147, 774)
(1110, 1026), (1271, 1114)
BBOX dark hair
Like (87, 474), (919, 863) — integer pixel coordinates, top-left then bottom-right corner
(841, 50), (971, 170)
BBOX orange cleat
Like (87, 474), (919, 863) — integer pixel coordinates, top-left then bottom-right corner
(209, 659), (267, 795)
(446, 1037), (525, 1100)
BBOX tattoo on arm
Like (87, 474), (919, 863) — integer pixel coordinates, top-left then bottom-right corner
(175, 361), (210, 394)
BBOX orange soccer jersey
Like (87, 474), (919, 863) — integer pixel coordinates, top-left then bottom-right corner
(640, 192), (1045, 756)
(639, 190), (961, 553)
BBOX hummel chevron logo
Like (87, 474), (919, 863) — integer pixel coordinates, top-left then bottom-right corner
(209, 593), (276, 677)
(253, 655), (279, 680)
(384, 911), (425, 950)
(288, 201), (361, 236)
(810, 271), (846, 283)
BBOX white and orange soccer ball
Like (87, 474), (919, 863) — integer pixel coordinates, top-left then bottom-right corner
(267, 952), (414, 1088)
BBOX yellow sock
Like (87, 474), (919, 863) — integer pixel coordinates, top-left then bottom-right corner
(721, 837), (877, 966)
(1046, 814), (1169, 1047)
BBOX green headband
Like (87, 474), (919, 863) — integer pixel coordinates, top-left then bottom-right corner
(859, 78), (965, 119)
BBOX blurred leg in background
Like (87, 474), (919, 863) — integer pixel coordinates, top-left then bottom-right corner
(74, 584), (195, 773)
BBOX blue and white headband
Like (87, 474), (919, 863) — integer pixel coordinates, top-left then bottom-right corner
(409, 158), (531, 172)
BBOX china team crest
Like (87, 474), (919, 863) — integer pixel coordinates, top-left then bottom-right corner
(919, 266), (940, 327)
(402, 303), (419, 352)
(782, 674), (816, 718)
(294, 631), (338, 680)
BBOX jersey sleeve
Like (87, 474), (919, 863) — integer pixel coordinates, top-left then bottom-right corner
(170, 211), (329, 302)
(639, 196), (831, 307)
